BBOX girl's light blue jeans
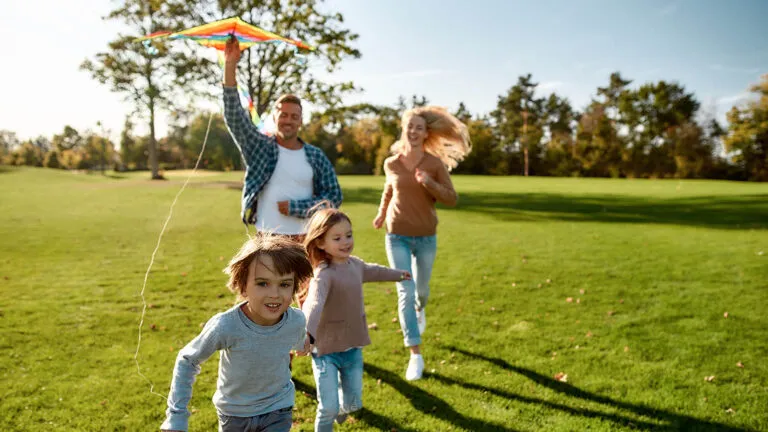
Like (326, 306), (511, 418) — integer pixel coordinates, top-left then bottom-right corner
(385, 233), (437, 347)
(311, 348), (363, 432)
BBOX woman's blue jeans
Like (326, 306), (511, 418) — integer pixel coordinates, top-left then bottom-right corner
(385, 233), (437, 347)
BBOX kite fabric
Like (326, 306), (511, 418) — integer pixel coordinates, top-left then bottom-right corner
(136, 16), (314, 52)
(138, 17), (314, 126)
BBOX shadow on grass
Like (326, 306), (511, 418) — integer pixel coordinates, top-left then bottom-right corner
(293, 377), (317, 401)
(343, 187), (768, 230)
(444, 346), (755, 432)
(104, 172), (129, 179)
(293, 377), (411, 432)
(364, 362), (519, 432)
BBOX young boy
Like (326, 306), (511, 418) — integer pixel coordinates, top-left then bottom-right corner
(160, 234), (313, 432)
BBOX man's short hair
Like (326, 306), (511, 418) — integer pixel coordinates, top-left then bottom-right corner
(275, 94), (302, 111)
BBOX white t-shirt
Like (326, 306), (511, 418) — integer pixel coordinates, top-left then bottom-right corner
(255, 145), (314, 235)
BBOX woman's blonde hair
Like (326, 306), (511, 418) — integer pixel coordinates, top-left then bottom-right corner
(391, 106), (472, 171)
(223, 233), (313, 302)
(303, 208), (352, 269)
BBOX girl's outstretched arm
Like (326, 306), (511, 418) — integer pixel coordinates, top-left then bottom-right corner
(362, 260), (410, 283)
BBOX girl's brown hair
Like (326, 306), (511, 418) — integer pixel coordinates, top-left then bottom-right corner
(303, 208), (352, 269)
(223, 233), (313, 302)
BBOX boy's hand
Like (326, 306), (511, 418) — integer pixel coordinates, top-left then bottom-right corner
(278, 201), (289, 215)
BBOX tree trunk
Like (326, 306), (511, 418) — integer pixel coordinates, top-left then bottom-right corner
(523, 110), (529, 176)
(148, 100), (161, 180)
(101, 137), (106, 175)
(524, 146), (529, 177)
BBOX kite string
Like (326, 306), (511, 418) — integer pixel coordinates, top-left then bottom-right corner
(134, 112), (215, 399)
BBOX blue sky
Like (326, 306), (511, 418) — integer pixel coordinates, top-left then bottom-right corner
(1, 0), (766, 141)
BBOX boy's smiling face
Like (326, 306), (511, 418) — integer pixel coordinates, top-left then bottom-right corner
(240, 255), (295, 326)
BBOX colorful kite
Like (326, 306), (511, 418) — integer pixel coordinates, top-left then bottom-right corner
(137, 17), (314, 125)
(137, 16), (314, 52)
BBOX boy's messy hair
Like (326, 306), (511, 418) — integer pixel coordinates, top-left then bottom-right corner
(303, 207), (352, 268)
(223, 232), (313, 301)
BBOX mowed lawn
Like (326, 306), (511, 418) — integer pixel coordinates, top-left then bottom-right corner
(1, 166), (767, 431)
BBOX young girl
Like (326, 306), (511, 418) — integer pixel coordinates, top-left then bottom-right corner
(160, 233), (313, 432)
(300, 208), (410, 431)
(373, 105), (471, 381)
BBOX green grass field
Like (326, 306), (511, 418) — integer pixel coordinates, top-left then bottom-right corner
(1, 166), (767, 431)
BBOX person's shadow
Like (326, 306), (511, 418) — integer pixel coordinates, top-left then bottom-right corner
(294, 376), (415, 431)
(364, 362), (519, 431)
(439, 346), (755, 431)
(295, 349), (754, 431)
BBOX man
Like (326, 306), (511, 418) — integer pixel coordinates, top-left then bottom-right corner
(222, 37), (342, 239)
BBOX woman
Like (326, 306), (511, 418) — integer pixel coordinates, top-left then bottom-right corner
(372, 106), (471, 380)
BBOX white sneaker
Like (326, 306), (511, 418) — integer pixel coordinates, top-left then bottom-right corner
(406, 354), (424, 381)
(416, 308), (426, 335)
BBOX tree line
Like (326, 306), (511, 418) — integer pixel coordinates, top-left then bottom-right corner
(1, 0), (766, 181)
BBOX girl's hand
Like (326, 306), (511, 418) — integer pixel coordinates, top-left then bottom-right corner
(415, 169), (432, 186)
(372, 214), (385, 229)
(224, 36), (241, 65)
(401, 271), (412, 281)
(295, 337), (311, 356)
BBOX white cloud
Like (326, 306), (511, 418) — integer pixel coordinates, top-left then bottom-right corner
(361, 69), (453, 81)
(538, 81), (565, 91)
(716, 92), (751, 106)
(709, 64), (760, 74)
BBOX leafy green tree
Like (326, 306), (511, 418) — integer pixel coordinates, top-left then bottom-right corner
(573, 73), (631, 177)
(15, 141), (44, 167)
(0, 130), (20, 164)
(184, 113), (242, 171)
(724, 74), (768, 181)
(542, 95), (580, 176)
(632, 80), (700, 177)
(575, 102), (623, 177)
(81, 0), (196, 179)
(44, 151), (63, 169)
(119, 117), (140, 170)
(493, 74), (545, 176)
(454, 116), (502, 175)
(52, 126), (83, 153)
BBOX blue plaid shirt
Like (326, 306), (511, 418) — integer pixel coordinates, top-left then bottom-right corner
(222, 86), (342, 226)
